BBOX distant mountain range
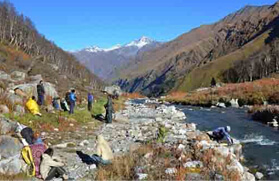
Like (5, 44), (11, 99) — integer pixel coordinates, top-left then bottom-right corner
(73, 36), (162, 80)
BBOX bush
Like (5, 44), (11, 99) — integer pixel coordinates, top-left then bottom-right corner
(268, 92), (279, 104)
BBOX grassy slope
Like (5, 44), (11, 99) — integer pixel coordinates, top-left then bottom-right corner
(177, 30), (270, 92)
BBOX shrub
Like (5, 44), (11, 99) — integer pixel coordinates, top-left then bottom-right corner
(268, 92), (279, 104)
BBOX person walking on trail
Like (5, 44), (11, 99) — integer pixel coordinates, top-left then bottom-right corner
(37, 80), (45, 106)
(40, 148), (69, 180)
(69, 89), (76, 114)
(87, 92), (94, 112)
(208, 126), (233, 145)
(105, 94), (113, 123)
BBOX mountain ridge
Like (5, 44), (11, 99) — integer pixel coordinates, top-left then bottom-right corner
(73, 36), (162, 80)
(115, 2), (279, 96)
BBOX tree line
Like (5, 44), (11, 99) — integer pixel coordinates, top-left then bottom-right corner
(0, 1), (101, 88)
(223, 40), (279, 83)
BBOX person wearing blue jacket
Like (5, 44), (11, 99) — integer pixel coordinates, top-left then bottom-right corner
(69, 89), (76, 114)
(87, 93), (94, 112)
(209, 126), (233, 145)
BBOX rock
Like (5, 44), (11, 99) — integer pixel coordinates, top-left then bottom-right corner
(177, 144), (185, 150)
(155, 117), (163, 122)
(165, 168), (177, 174)
(214, 147), (230, 158)
(29, 74), (43, 82)
(0, 71), (11, 81)
(10, 71), (26, 81)
(214, 174), (224, 180)
(183, 161), (203, 168)
(242, 172), (255, 181)
(216, 102), (226, 108)
(172, 111), (186, 120)
(7, 93), (23, 104)
(54, 128), (59, 131)
(185, 173), (204, 180)
(255, 172), (264, 180)
(136, 173), (148, 180)
(178, 129), (187, 135)
(0, 135), (23, 159)
(267, 120), (278, 127)
(0, 105), (9, 114)
(79, 140), (90, 147)
(13, 81), (58, 100)
(14, 105), (25, 115)
(104, 85), (122, 97)
(0, 154), (24, 175)
(227, 160), (244, 175)
(230, 99), (239, 108)
(114, 113), (129, 122)
(0, 118), (17, 135)
(144, 152), (153, 159)
(186, 123), (196, 130)
(89, 164), (97, 170)
(54, 142), (75, 148)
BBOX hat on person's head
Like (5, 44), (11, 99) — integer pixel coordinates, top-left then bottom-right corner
(225, 126), (231, 132)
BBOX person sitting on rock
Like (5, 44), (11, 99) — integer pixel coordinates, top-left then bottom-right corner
(40, 148), (69, 181)
(208, 126), (233, 145)
(76, 135), (113, 167)
(95, 135), (113, 163)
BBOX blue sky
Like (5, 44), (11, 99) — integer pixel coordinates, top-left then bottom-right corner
(10, 0), (277, 51)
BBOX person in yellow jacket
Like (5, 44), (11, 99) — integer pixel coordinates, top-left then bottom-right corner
(26, 96), (42, 116)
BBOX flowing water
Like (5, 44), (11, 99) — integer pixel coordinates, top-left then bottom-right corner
(177, 106), (279, 180)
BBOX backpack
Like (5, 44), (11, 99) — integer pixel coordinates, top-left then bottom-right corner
(21, 146), (35, 176)
(30, 144), (47, 178)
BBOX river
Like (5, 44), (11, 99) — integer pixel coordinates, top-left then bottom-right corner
(177, 105), (279, 180)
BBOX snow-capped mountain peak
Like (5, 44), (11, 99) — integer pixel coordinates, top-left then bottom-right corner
(103, 44), (122, 52)
(84, 46), (103, 53)
(125, 36), (154, 48)
(84, 44), (122, 53)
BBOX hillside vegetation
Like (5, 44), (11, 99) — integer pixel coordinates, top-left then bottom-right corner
(0, 1), (102, 93)
(116, 2), (279, 97)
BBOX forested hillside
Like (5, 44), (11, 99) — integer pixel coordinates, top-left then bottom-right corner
(0, 1), (102, 92)
(116, 2), (279, 96)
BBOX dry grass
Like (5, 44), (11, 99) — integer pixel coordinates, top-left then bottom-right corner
(166, 78), (279, 106)
(96, 145), (153, 180)
(95, 143), (212, 181)
(122, 92), (145, 99)
(0, 173), (29, 180)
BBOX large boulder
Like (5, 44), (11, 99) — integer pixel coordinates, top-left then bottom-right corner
(7, 93), (23, 105)
(13, 82), (58, 99)
(0, 71), (11, 81)
(0, 118), (17, 135)
(0, 105), (9, 114)
(10, 71), (26, 81)
(241, 172), (255, 181)
(14, 105), (25, 115)
(0, 135), (23, 159)
(216, 102), (226, 108)
(230, 99), (239, 108)
(29, 74), (43, 82)
(104, 85), (122, 97)
(0, 154), (25, 175)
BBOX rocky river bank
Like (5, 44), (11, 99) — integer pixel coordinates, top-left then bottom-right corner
(0, 98), (259, 180)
